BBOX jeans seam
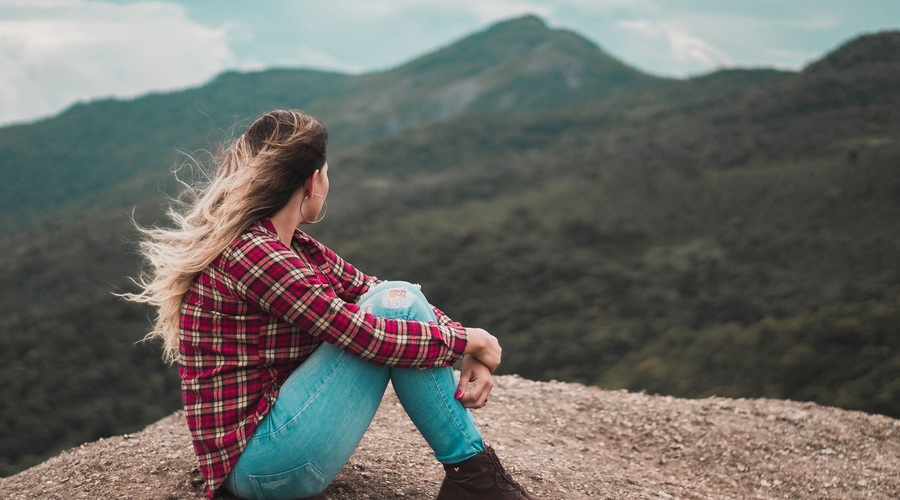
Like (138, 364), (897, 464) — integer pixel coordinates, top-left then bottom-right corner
(429, 369), (482, 463)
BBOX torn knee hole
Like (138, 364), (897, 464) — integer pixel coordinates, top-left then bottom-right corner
(383, 288), (414, 308)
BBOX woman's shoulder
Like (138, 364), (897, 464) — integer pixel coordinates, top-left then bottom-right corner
(219, 220), (282, 261)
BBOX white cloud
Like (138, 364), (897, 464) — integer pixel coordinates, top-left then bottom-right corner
(0, 0), (236, 125)
(665, 28), (732, 67)
(620, 19), (732, 70)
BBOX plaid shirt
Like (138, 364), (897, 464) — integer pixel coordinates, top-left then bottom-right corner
(179, 219), (467, 497)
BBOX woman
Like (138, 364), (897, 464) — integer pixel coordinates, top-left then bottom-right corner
(128, 109), (540, 499)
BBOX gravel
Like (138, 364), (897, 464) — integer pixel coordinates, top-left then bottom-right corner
(2, 375), (898, 499)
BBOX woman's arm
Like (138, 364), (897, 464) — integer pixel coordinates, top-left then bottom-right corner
(305, 235), (379, 303)
(300, 230), (501, 371)
(463, 327), (501, 372)
(225, 230), (467, 368)
(308, 234), (466, 331)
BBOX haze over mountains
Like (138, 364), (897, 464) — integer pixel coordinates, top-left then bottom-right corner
(1, 16), (898, 477)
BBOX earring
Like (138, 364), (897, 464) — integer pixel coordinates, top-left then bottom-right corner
(300, 194), (328, 224)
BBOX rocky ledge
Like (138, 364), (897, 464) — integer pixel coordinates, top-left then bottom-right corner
(2, 375), (898, 499)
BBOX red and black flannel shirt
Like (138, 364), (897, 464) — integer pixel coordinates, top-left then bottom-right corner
(179, 219), (468, 497)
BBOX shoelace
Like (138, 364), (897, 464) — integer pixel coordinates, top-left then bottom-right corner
(486, 447), (523, 492)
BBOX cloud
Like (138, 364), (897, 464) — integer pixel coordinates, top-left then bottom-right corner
(619, 19), (732, 70)
(610, 4), (867, 77)
(0, 0), (236, 125)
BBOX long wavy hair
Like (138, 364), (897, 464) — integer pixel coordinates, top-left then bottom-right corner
(125, 109), (328, 363)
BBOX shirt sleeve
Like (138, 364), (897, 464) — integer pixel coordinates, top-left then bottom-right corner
(432, 305), (462, 328)
(311, 237), (461, 328)
(304, 236), (379, 304)
(223, 231), (467, 368)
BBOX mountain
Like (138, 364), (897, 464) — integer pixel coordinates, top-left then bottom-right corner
(734, 29), (900, 132)
(0, 15), (658, 228)
(805, 30), (900, 73)
(1, 17), (899, 478)
(372, 15), (659, 116)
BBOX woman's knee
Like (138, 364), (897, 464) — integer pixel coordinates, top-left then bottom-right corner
(361, 280), (422, 303)
(358, 281), (436, 322)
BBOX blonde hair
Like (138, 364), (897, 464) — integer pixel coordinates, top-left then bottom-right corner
(125, 109), (328, 363)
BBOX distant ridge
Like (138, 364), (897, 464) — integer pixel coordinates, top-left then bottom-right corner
(729, 29), (900, 128)
(806, 30), (900, 73)
(389, 14), (659, 104)
(324, 14), (662, 143)
(0, 16), (894, 223)
(0, 14), (658, 222)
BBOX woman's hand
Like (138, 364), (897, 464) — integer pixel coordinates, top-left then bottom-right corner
(463, 328), (501, 372)
(455, 354), (494, 409)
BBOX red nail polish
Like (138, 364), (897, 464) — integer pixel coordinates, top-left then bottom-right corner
(454, 390), (462, 399)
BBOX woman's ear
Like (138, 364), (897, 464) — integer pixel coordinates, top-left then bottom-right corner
(304, 169), (319, 198)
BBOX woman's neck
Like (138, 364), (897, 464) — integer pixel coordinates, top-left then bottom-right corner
(270, 190), (305, 248)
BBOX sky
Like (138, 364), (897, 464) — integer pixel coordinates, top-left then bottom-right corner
(1, 0), (898, 126)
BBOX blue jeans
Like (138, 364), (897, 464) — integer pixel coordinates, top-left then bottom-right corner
(224, 281), (485, 500)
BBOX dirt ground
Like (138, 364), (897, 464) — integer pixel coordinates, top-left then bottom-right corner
(2, 375), (898, 499)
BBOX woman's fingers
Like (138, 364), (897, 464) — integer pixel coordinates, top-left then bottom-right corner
(456, 355), (495, 409)
(455, 369), (469, 400)
(461, 375), (494, 409)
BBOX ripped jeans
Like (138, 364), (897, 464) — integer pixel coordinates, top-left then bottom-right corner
(224, 281), (485, 500)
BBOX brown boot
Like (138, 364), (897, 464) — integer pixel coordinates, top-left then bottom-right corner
(436, 446), (541, 499)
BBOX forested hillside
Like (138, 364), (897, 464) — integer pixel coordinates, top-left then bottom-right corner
(1, 16), (898, 476)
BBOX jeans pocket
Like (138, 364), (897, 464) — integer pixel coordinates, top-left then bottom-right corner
(248, 462), (328, 500)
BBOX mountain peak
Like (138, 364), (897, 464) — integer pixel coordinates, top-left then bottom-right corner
(383, 14), (658, 115)
(483, 13), (547, 31)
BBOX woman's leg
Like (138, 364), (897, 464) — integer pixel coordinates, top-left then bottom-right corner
(225, 281), (485, 499)
(225, 341), (391, 499)
(361, 282), (540, 499)
(358, 281), (485, 464)
(391, 365), (485, 463)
